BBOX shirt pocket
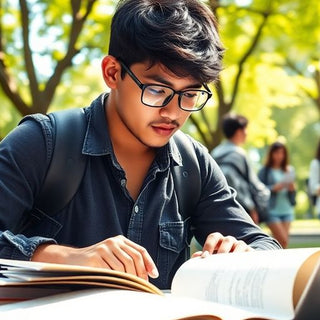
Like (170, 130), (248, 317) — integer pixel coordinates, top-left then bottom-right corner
(155, 219), (190, 289)
(159, 220), (188, 253)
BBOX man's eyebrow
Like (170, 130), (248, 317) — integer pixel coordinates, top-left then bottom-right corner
(144, 74), (202, 89)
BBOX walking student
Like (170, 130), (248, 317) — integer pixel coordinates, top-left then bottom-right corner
(211, 113), (270, 224)
(258, 142), (296, 248)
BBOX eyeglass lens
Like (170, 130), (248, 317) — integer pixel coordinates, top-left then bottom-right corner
(142, 85), (209, 111)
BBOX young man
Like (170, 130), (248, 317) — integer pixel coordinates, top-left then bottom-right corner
(0, 0), (280, 289)
(211, 113), (270, 224)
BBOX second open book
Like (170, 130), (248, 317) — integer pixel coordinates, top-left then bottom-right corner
(1, 247), (320, 320)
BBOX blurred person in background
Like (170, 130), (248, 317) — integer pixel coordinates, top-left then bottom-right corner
(308, 140), (320, 219)
(258, 142), (296, 248)
(211, 113), (270, 225)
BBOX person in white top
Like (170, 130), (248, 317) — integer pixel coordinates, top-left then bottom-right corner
(308, 140), (320, 218)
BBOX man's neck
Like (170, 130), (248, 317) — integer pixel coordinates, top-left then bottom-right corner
(229, 137), (242, 147)
(105, 98), (156, 200)
(105, 96), (153, 157)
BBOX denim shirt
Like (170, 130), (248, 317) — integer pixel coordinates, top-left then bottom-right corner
(0, 94), (280, 289)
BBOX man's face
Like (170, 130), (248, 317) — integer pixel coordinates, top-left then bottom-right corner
(238, 127), (247, 144)
(110, 61), (201, 148)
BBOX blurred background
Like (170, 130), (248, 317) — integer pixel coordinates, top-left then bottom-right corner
(0, 0), (319, 219)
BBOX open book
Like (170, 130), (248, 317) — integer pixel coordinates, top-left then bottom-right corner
(0, 247), (320, 320)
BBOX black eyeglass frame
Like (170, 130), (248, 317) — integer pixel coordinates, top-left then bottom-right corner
(119, 61), (212, 112)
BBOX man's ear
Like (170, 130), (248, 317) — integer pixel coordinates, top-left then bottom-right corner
(101, 55), (121, 89)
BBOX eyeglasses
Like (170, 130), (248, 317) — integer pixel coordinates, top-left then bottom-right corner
(119, 61), (212, 112)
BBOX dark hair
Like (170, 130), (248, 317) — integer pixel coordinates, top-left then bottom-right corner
(265, 142), (289, 171)
(316, 139), (320, 161)
(108, 0), (224, 83)
(221, 113), (248, 139)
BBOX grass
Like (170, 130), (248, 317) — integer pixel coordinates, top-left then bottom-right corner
(288, 242), (320, 248)
(261, 218), (320, 233)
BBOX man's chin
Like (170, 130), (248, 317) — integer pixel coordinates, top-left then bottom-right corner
(143, 135), (174, 149)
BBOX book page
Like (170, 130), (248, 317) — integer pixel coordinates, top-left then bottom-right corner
(0, 258), (162, 296)
(282, 170), (295, 184)
(171, 248), (320, 320)
(0, 288), (271, 320)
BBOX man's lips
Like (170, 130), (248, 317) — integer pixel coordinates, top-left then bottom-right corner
(152, 124), (178, 136)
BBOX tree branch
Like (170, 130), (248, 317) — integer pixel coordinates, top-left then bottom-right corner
(286, 59), (320, 110)
(19, 0), (40, 108)
(43, 0), (97, 112)
(229, 12), (270, 106)
(0, 58), (31, 115)
(0, 1), (30, 115)
(189, 114), (210, 146)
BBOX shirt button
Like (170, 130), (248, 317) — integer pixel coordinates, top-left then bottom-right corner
(120, 179), (126, 187)
(134, 205), (139, 214)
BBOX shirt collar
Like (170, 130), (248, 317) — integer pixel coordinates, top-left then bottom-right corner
(82, 93), (113, 156)
(168, 135), (183, 166)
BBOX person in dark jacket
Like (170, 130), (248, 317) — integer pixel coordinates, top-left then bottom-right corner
(211, 113), (270, 224)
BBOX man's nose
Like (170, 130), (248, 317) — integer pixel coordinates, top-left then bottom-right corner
(159, 94), (181, 120)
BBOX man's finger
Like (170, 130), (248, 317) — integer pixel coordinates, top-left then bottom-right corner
(122, 238), (159, 279)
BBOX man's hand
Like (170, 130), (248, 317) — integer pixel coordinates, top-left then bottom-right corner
(32, 235), (158, 281)
(191, 232), (253, 258)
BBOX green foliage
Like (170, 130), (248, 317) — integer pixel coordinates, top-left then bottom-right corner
(0, 0), (115, 133)
(0, 93), (21, 139)
(50, 62), (106, 112)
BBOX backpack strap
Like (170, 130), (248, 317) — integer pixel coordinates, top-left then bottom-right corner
(35, 113), (200, 218)
(34, 108), (88, 215)
(172, 131), (201, 219)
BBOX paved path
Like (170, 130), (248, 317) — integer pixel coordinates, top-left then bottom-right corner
(263, 219), (320, 247)
(289, 229), (320, 247)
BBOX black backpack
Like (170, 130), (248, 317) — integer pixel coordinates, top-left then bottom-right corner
(305, 178), (317, 207)
(214, 151), (270, 222)
(32, 108), (201, 219)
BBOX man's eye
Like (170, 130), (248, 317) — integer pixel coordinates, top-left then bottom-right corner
(183, 92), (197, 99)
(147, 86), (166, 95)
